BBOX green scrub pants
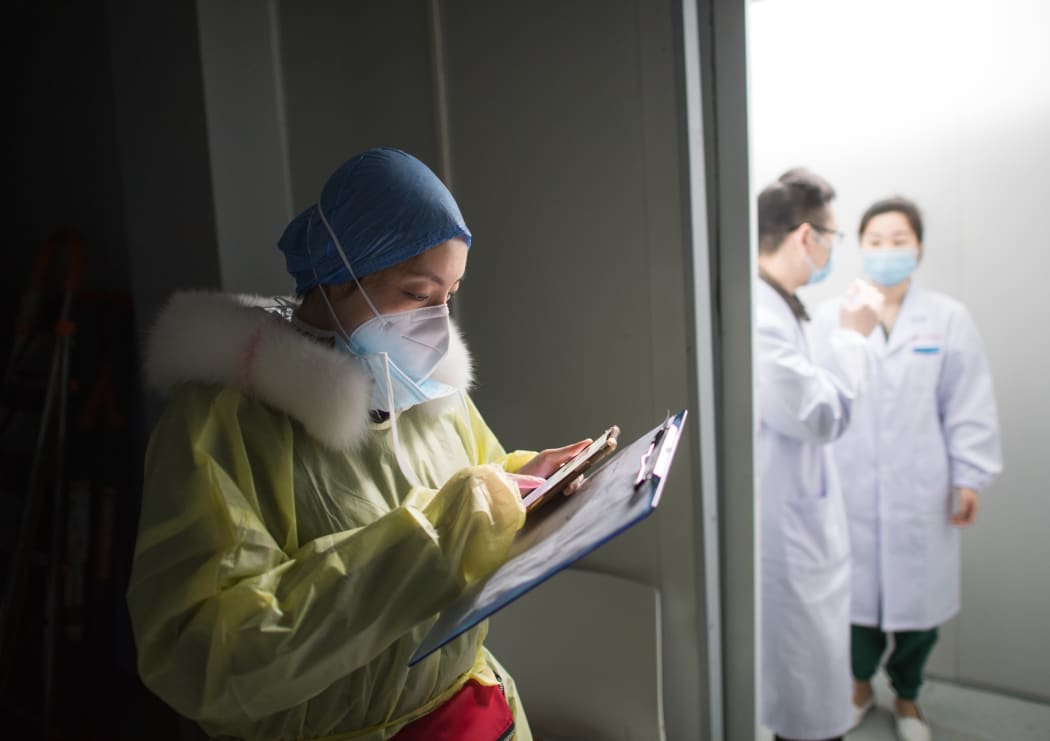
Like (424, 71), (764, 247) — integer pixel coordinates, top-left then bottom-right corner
(851, 624), (939, 700)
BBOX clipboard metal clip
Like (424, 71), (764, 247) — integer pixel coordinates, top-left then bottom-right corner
(634, 412), (679, 493)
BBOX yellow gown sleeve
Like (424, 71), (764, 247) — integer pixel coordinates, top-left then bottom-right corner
(127, 387), (525, 728)
(461, 393), (537, 473)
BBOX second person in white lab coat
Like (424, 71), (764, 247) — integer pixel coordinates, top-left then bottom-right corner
(811, 196), (1002, 741)
(755, 169), (881, 741)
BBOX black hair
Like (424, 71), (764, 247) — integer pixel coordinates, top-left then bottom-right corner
(858, 196), (924, 242)
(757, 168), (836, 254)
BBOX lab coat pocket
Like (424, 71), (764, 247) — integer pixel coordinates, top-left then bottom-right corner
(906, 336), (943, 378)
(909, 332), (944, 355)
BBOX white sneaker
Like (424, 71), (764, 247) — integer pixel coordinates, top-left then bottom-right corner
(895, 712), (931, 741)
(851, 696), (874, 730)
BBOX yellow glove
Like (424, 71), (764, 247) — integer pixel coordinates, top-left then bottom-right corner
(420, 464), (526, 585)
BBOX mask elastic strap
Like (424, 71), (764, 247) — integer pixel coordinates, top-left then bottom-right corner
(802, 229), (832, 272)
(315, 201), (384, 322)
(301, 212), (355, 345)
(381, 353), (424, 489)
(801, 237), (818, 270)
(314, 280), (353, 345)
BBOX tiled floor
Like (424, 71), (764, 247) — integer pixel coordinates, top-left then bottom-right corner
(761, 671), (1050, 741)
(847, 672), (1050, 741)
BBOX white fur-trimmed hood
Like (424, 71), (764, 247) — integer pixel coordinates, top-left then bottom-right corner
(145, 292), (474, 450)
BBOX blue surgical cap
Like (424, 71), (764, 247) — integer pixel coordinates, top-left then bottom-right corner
(277, 147), (471, 294)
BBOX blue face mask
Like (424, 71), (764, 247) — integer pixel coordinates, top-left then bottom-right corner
(862, 247), (918, 286)
(804, 241), (834, 285)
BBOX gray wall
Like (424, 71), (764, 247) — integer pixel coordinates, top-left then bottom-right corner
(441, 1), (707, 737)
(197, 1), (293, 297)
(277, 0), (441, 211)
(107, 0), (222, 429)
(750, 0), (1050, 702)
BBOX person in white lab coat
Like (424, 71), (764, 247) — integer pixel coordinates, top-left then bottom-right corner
(811, 197), (1002, 741)
(756, 169), (882, 741)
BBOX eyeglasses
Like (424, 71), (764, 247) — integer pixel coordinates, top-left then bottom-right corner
(792, 222), (845, 245)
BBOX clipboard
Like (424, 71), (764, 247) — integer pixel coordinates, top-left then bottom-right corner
(409, 409), (688, 666)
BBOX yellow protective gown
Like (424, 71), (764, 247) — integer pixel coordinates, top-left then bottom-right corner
(128, 293), (536, 741)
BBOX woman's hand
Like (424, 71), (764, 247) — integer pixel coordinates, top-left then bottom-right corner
(950, 487), (979, 526)
(516, 439), (593, 497)
(503, 473), (547, 493)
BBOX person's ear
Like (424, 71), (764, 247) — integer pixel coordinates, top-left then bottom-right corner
(794, 224), (812, 254)
(329, 281), (358, 301)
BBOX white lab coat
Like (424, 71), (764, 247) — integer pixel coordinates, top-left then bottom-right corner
(756, 280), (872, 740)
(812, 282), (1002, 632)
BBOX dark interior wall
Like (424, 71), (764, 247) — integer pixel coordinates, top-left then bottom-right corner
(1, 0), (223, 357)
(2, 0), (131, 334)
(1, 1), (221, 737)
(276, 0), (440, 211)
(106, 0), (221, 350)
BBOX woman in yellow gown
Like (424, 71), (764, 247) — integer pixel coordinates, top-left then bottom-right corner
(127, 148), (588, 741)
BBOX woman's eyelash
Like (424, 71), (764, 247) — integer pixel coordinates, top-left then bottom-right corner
(405, 290), (458, 302)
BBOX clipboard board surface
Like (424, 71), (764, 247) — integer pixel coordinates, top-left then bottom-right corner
(409, 409), (687, 666)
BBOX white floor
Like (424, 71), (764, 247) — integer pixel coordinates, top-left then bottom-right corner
(760, 671), (1050, 741)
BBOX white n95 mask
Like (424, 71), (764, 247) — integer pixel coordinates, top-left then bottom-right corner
(349, 303), (458, 413)
(349, 304), (450, 384)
